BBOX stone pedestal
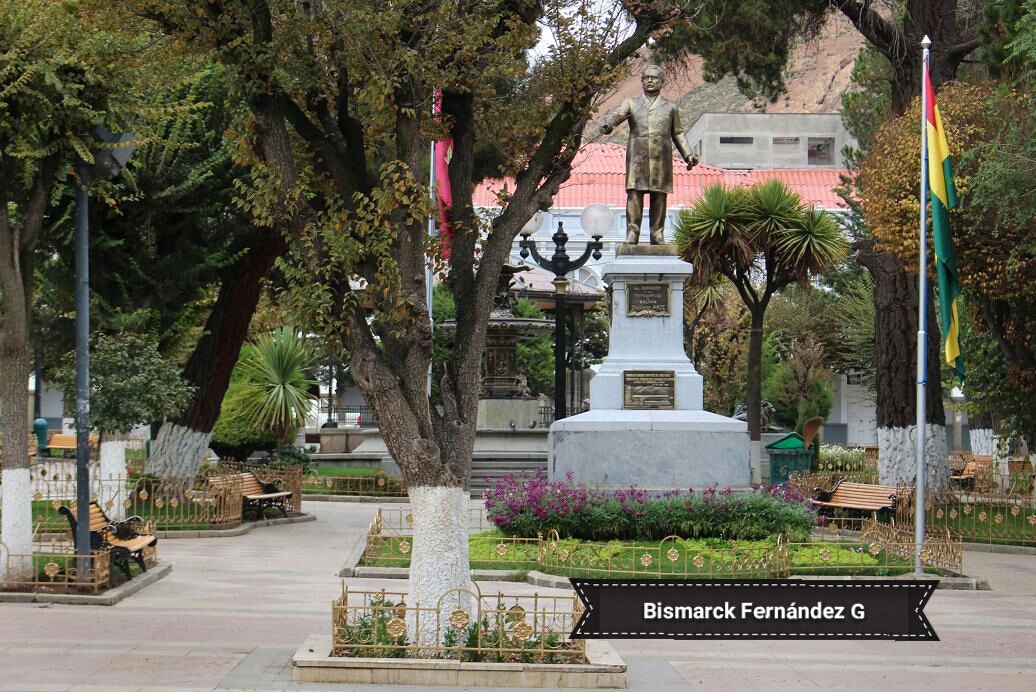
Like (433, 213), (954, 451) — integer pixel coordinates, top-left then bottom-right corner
(477, 399), (540, 430)
(549, 246), (750, 491)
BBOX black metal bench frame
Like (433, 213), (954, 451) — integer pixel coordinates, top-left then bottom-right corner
(58, 502), (157, 582)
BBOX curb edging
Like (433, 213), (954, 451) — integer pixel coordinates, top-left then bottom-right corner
(155, 512), (315, 539)
(0, 562), (172, 605)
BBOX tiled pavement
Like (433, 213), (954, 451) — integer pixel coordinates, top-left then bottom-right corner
(1, 500), (1034, 691)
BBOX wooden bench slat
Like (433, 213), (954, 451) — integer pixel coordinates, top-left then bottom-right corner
(206, 471), (291, 519)
(811, 480), (908, 520)
(244, 491), (291, 500)
(105, 534), (156, 552)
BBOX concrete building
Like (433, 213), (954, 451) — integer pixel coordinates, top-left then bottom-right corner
(686, 112), (858, 169)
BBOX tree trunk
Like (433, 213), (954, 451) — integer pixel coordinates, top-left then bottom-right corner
(406, 486), (476, 646)
(145, 234), (287, 479)
(0, 347), (33, 584)
(0, 352), (32, 584)
(858, 245), (949, 489)
(969, 428), (998, 456)
(349, 315), (478, 647)
(0, 208), (34, 583)
(746, 308), (764, 483)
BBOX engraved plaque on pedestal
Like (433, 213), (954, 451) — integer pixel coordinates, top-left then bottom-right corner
(626, 282), (670, 317)
(623, 370), (676, 409)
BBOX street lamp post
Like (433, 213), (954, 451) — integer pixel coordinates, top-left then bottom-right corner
(518, 206), (609, 420)
(73, 127), (136, 576)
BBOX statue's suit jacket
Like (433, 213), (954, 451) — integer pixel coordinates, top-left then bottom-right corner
(603, 95), (693, 193)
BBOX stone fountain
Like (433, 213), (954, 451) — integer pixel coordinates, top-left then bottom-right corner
(440, 265), (554, 429)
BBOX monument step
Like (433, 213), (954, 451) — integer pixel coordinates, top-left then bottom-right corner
(470, 456), (548, 494)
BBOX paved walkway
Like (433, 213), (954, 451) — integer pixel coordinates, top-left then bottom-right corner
(1, 501), (1034, 691)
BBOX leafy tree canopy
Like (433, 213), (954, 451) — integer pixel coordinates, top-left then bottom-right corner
(861, 82), (1036, 389)
(654, 0), (829, 103)
(35, 65), (250, 370)
(51, 312), (195, 436)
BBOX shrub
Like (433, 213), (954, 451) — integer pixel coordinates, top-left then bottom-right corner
(210, 390), (279, 461)
(262, 444), (313, 473)
(483, 470), (817, 542)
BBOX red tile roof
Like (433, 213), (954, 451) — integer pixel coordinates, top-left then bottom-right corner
(473, 143), (849, 210)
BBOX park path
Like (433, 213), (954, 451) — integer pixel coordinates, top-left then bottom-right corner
(0, 500), (1034, 691)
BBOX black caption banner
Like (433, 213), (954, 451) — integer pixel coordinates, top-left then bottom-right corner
(571, 579), (938, 641)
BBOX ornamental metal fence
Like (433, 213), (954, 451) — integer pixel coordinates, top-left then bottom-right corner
(790, 465), (1036, 547)
(2, 461), (304, 534)
(301, 470), (407, 497)
(0, 538), (155, 594)
(331, 583), (584, 663)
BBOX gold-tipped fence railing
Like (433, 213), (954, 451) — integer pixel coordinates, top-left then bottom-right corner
(331, 584), (585, 662)
(2, 539), (119, 594)
(538, 531), (790, 578)
(9, 460), (304, 534)
(363, 506), (498, 568)
(301, 470), (407, 497)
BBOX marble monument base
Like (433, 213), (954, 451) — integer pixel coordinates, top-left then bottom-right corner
(549, 409), (750, 492)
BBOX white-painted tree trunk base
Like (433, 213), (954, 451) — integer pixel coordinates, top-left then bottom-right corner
(0, 467), (33, 583)
(877, 424), (950, 490)
(406, 486), (475, 647)
(146, 423), (211, 478)
(99, 440), (128, 521)
(969, 429), (997, 456)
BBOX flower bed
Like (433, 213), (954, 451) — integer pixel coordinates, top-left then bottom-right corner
(483, 470), (818, 542)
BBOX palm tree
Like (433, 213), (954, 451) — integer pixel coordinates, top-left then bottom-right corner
(676, 180), (849, 482)
(230, 327), (318, 449)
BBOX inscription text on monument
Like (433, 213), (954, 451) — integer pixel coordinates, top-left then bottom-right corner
(623, 370), (676, 409)
(627, 282), (670, 317)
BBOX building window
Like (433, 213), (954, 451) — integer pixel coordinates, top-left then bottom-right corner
(773, 136), (799, 146)
(719, 136), (753, 145)
(807, 137), (835, 165)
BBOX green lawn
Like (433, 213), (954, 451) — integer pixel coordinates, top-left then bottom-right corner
(307, 465), (380, 477)
(926, 502), (1036, 545)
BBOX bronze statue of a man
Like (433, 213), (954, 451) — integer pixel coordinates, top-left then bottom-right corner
(600, 65), (698, 244)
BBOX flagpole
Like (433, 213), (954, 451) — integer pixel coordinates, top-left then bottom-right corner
(427, 119), (438, 397)
(915, 35), (932, 575)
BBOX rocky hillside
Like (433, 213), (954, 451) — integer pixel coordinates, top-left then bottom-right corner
(592, 14), (864, 130)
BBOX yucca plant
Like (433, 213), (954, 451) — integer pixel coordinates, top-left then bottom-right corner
(229, 327), (318, 448)
(676, 181), (848, 480)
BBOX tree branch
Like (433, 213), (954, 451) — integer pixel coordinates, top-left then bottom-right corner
(830, 0), (902, 57)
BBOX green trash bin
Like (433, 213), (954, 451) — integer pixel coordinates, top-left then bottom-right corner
(766, 433), (813, 485)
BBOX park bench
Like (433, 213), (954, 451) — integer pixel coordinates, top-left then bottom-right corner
(811, 480), (906, 522)
(208, 471), (292, 519)
(950, 455), (996, 492)
(58, 501), (157, 582)
(46, 433), (78, 456)
(45, 433), (98, 457)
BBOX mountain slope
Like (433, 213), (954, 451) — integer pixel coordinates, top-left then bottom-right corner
(591, 14), (864, 132)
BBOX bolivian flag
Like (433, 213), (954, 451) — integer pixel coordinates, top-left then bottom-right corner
(924, 68), (964, 378)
